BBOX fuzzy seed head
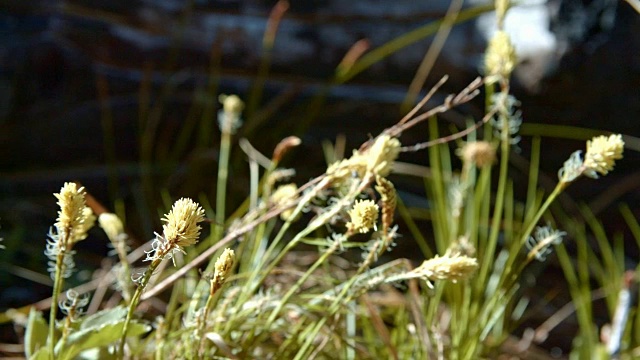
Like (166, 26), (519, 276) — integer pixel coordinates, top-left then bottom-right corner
(347, 199), (379, 234)
(54, 183), (92, 243)
(450, 236), (476, 257)
(74, 206), (96, 242)
(459, 141), (496, 168)
(365, 135), (401, 176)
(415, 251), (478, 283)
(219, 94), (245, 115)
(213, 248), (235, 288)
(326, 156), (362, 183)
(326, 135), (401, 184)
(218, 94), (244, 134)
(98, 213), (125, 241)
(162, 198), (206, 249)
(485, 30), (517, 81)
(375, 176), (397, 235)
(271, 183), (299, 221)
(583, 134), (624, 178)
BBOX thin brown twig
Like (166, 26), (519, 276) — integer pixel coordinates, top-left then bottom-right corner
(86, 266), (111, 315)
(359, 74), (473, 153)
(387, 76), (483, 140)
(398, 75), (450, 127)
(400, 99), (497, 153)
(359, 75), (443, 151)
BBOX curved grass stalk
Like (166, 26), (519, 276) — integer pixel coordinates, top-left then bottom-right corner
(335, 4), (494, 84)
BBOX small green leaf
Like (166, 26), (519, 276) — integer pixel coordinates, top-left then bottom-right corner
(25, 307), (48, 357)
(57, 320), (151, 360)
(78, 306), (128, 330)
(29, 347), (50, 360)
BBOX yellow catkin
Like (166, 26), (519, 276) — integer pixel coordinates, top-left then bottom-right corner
(375, 176), (396, 235)
(583, 134), (624, 177)
(212, 248), (235, 290)
(485, 30), (517, 81)
(54, 182), (93, 243)
(346, 199), (379, 234)
(162, 198), (206, 249)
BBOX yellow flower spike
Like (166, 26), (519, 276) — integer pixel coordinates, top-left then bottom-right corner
(375, 176), (396, 235)
(347, 199), (379, 234)
(271, 183), (299, 221)
(458, 141), (497, 168)
(384, 251), (478, 287)
(218, 94), (245, 115)
(48, 182), (94, 357)
(365, 135), (401, 177)
(98, 212), (125, 242)
(161, 198), (206, 250)
(416, 251), (478, 282)
(72, 206), (95, 243)
(212, 248), (235, 290)
(54, 182), (88, 242)
(325, 135), (401, 184)
(217, 94), (244, 134)
(583, 134), (624, 178)
(485, 30), (517, 82)
(120, 198), (205, 357)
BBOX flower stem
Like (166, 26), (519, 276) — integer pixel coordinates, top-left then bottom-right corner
(518, 182), (565, 248)
(47, 252), (65, 360)
(499, 181), (567, 291)
(118, 258), (160, 359)
(56, 307), (75, 357)
(196, 281), (220, 359)
(214, 119), (232, 241)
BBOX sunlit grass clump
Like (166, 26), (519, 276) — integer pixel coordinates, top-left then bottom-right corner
(15, 88), (632, 359)
(3, 0), (638, 359)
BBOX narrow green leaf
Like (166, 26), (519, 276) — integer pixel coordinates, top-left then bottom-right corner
(25, 307), (48, 358)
